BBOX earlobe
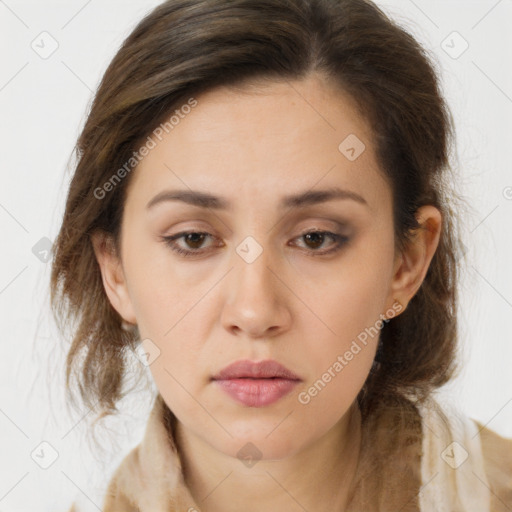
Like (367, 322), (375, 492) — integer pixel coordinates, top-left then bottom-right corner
(386, 205), (442, 314)
(90, 230), (137, 325)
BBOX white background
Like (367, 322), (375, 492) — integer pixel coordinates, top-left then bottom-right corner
(0, 0), (511, 510)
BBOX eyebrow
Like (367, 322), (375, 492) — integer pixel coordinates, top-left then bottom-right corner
(145, 186), (368, 211)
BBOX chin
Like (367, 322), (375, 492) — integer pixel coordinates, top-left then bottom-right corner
(213, 419), (308, 463)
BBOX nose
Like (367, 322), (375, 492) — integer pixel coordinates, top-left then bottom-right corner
(220, 246), (292, 339)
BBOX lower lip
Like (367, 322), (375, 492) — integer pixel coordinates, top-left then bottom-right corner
(214, 378), (300, 407)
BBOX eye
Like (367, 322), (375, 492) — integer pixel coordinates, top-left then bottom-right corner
(290, 230), (349, 256)
(160, 231), (221, 257)
(161, 229), (349, 258)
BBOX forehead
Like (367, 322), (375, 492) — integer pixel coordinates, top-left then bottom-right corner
(125, 75), (389, 213)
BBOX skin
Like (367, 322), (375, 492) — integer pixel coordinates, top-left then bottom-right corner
(92, 73), (442, 512)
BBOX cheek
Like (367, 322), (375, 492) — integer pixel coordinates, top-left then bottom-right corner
(124, 238), (208, 335)
(303, 248), (392, 346)
(294, 236), (392, 402)
(298, 286), (380, 405)
(293, 286), (380, 432)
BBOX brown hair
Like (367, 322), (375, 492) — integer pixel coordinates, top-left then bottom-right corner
(50, 0), (468, 428)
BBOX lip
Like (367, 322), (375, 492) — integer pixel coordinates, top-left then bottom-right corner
(211, 359), (302, 407)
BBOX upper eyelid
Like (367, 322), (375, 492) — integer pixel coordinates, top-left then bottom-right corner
(164, 218), (351, 237)
(167, 228), (343, 239)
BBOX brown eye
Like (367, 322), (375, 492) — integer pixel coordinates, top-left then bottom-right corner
(160, 231), (218, 256)
(292, 230), (349, 256)
(183, 232), (207, 249)
(161, 229), (349, 259)
(303, 232), (326, 249)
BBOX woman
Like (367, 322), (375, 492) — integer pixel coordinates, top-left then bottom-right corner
(51, 0), (512, 510)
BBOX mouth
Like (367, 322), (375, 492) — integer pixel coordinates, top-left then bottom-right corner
(211, 359), (302, 407)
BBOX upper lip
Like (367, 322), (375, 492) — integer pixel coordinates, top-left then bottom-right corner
(212, 359), (301, 381)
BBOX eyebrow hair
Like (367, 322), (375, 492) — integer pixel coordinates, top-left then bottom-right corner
(145, 186), (368, 211)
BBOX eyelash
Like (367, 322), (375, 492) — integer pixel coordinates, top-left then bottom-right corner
(160, 230), (349, 258)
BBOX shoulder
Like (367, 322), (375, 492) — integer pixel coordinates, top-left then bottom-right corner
(475, 421), (512, 512)
(67, 446), (142, 512)
(101, 445), (142, 512)
(417, 396), (512, 511)
(94, 394), (195, 511)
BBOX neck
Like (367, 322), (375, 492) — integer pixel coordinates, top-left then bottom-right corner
(173, 402), (362, 512)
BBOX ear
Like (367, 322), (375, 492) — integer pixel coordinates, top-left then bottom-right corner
(385, 205), (442, 316)
(91, 230), (137, 326)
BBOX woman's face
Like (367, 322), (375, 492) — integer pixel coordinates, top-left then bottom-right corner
(99, 74), (408, 460)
